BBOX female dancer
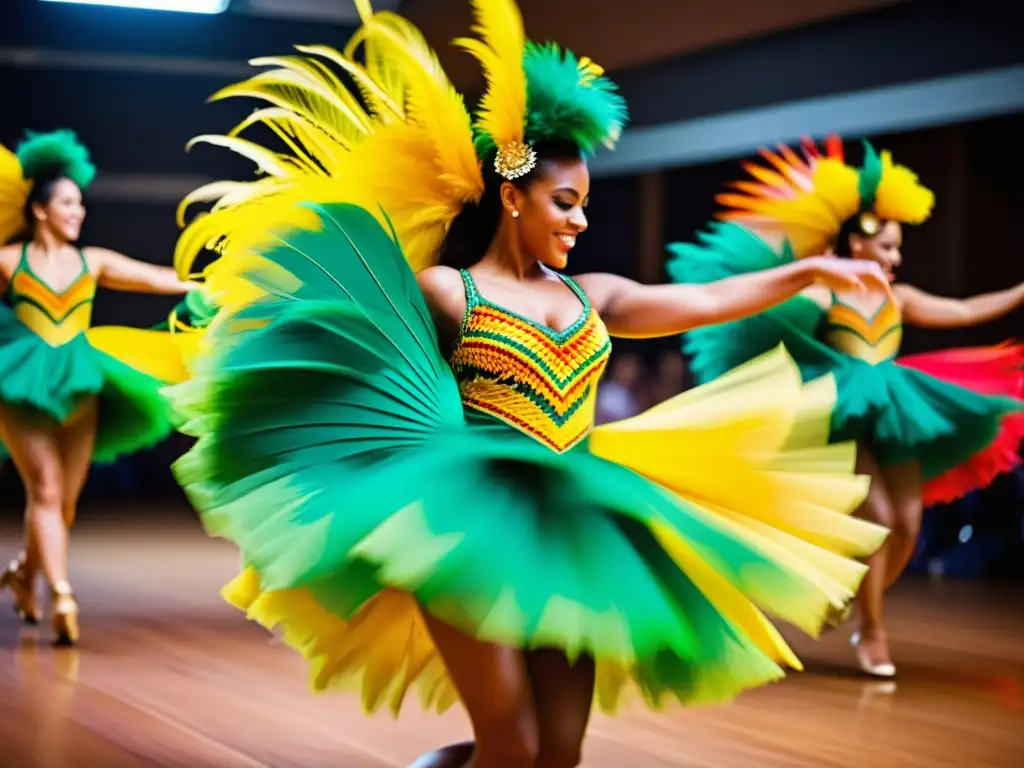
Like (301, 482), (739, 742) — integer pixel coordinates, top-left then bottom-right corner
(670, 137), (1024, 678)
(169, 3), (890, 765)
(0, 129), (196, 644)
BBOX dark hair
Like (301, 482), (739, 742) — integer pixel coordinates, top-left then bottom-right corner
(438, 139), (584, 269)
(24, 173), (77, 228)
(834, 213), (890, 257)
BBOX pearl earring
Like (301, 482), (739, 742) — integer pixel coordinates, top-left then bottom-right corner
(512, 210), (519, 218)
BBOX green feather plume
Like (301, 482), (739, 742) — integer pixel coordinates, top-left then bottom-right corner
(522, 42), (627, 153)
(474, 42), (628, 159)
(857, 140), (882, 212)
(16, 129), (97, 189)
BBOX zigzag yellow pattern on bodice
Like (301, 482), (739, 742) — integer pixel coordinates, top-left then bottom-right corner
(451, 270), (611, 453)
(9, 247), (95, 347)
(824, 294), (902, 365)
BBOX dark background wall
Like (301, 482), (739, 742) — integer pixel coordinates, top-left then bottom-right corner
(0, 0), (1021, 511)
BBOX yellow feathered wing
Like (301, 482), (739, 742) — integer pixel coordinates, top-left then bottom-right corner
(174, 0), (483, 295)
(0, 144), (30, 244)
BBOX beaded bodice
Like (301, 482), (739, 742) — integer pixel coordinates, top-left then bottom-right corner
(450, 269), (611, 452)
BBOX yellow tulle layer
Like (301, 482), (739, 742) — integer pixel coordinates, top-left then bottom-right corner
(86, 326), (192, 384)
(218, 348), (884, 716)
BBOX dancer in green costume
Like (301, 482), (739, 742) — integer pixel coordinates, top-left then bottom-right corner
(670, 136), (1024, 677)
(168, 3), (893, 765)
(0, 129), (197, 645)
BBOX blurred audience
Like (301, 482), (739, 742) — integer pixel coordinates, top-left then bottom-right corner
(595, 354), (644, 424)
(595, 349), (692, 425)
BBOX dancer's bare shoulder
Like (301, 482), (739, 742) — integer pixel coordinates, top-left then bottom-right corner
(417, 265), (467, 334)
(0, 243), (22, 284)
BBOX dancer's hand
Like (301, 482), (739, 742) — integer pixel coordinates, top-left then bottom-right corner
(806, 256), (894, 300)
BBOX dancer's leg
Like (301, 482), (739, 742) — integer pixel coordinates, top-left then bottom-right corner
(417, 612), (539, 768)
(878, 460), (923, 588)
(852, 445), (897, 674)
(526, 648), (595, 768)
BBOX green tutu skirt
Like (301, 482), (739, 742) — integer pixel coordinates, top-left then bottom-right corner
(169, 203), (886, 716)
(668, 222), (1023, 485)
(0, 302), (184, 463)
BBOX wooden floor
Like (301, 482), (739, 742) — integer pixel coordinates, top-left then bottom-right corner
(1, 511), (1022, 768)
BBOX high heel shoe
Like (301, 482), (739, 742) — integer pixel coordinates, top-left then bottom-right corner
(851, 631), (896, 678)
(407, 743), (475, 768)
(50, 581), (79, 647)
(0, 554), (41, 625)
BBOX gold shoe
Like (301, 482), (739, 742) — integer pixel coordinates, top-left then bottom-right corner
(50, 581), (79, 647)
(1, 554), (41, 625)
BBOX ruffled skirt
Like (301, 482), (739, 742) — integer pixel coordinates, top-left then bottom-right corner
(671, 222), (1023, 504)
(0, 302), (186, 462)
(169, 203), (887, 715)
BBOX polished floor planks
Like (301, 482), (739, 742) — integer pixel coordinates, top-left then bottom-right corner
(1, 512), (1021, 767)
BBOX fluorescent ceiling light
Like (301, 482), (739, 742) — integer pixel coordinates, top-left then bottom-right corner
(39, 0), (230, 13)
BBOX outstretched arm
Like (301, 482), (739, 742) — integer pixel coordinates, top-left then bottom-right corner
(896, 281), (1024, 330)
(577, 256), (890, 339)
(87, 247), (198, 295)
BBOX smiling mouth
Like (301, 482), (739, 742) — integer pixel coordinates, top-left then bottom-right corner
(557, 234), (576, 250)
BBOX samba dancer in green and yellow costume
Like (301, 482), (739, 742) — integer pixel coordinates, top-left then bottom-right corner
(169, 2), (891, 764)
(670, 137), (1024, 679)
(0, 129), (197, 645)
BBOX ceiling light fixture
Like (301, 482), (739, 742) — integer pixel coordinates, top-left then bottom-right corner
(39, 0), (230, 14)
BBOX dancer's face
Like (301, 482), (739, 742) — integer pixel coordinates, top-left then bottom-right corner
(501, 157), (590, 270)
(32, 178), (86, 243)
(849, 221), (902, 281)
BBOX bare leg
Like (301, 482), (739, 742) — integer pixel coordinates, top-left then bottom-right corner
(852, 445), (897, 675)
(0, 404), (69, 589)
(416, 612), (538, 768)
(16, 400), (96, 574)
(0, 417), (41, 622)
(0, 403), (82, 644)
(0, 411), (42, 622)
(55, 399), (99, 530)
(526, 649), (596, 768)
(878, 460), (923, 588)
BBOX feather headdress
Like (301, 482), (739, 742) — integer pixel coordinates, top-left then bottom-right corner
(716, 135), (935, 258)
(0, 129), (95, 244)
(174, 0), (627, 302)
(455, 0), (627, 179)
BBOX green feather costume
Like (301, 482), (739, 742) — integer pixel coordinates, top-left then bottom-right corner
(168, 0), (886, 717)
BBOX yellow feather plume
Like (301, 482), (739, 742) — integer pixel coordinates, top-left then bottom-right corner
(174, 0), (483, 285)
(360, 15), (483, 206)
(719, 158), (860, 258)
(873, 151), (935, 225)
(717, 138), (934, 259)
(0, 144), (30, 244)
(452, 0), (528, 150)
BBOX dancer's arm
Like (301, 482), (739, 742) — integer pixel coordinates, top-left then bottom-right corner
(896, 281), (1024, 329)
(577, 257), (889, 339)
(86, 247), (198, 295)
